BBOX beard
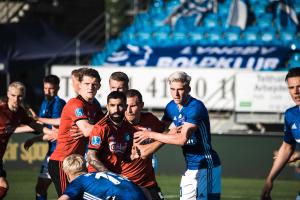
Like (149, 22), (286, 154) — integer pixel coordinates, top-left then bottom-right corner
(109, 113), (124, 124)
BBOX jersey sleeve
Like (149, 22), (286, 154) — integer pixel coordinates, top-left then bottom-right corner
(161, 103), (172, 122)
(19, 108), (33, 125)
(148, 113), (165, 132)
(52, 98), (66, 118)
(63, 178), (84, 199)
(283, 113), (296, 145)
(66, 99), (89, 123)
(88, 125), (105, 151)
(185, 102), (207, 125)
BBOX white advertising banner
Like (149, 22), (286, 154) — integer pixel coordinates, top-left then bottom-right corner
(51, 66), (235, 110)
(235, 71), (294, 112)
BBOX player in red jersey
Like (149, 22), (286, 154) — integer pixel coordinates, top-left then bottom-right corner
(0, 82), (56, 199)
(48, 68), (104, 197)
(124, 89), (166, 200)
(109, 71), (129, 93)
(87, 91), (135, 174)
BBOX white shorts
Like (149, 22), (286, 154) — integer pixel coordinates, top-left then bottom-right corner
(180, 166), (221, 200)
(38, 156), (51, 179)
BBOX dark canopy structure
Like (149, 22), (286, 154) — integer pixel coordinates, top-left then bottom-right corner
(0, 21), (101, 72)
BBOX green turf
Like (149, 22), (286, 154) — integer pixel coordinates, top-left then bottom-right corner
(5, 170), (300, 200)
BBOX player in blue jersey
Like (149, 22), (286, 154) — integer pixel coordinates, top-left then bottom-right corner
(24, 75), (66, 200)
(261, 67), (300, 200)
(135, 71), (221, 200)
(58, 154), (147, 200)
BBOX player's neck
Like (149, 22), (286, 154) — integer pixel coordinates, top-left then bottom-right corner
(109, 116), (124, 127)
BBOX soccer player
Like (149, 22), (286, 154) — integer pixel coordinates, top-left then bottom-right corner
(261, 67), (300, 200)
(0, 81), (56, 199)
(87, 91), (135, 174)
(109, 72), (160, 172)
(135, 71), (222, 200)
(58, 154), (147, 200)
(124, 89), (165, 200)
(49, 68), (104, 197)
(109, 71), (129, 92)
(24, 75), (66, 200)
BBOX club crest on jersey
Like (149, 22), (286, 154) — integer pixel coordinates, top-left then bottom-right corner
(124, 133), (131, 142)
(91, 136), (101, 146)
(75, 108), (84, 117)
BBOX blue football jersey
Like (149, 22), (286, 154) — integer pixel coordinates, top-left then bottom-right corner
(63, 172), (147, 200)
(284, 106), (300, 145)
(162, 96), (221, 169)
(39, 96), (66, 155)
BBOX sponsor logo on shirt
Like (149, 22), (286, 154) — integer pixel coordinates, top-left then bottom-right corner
(292, 123), (297, 130)
(124, 133), (131, 142)
(91, 136), (101, 146)
(75, 108), (84, 117)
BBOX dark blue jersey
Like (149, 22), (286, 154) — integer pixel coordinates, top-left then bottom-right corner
(63, 172), (147, 200)
(39, 95), (66, 155)
(162, 95), (220, 170)
(284, 105), (300, 145)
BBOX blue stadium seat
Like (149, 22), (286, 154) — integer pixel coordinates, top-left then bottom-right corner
(280, 29), (296, 46)
(261, 29), (277, 44)
(203, 14), (219, 28)
(243, 26), (261, 45)
(206, 27), (224, 44)
(223, 27), (241, 45)
(172, 30), (189, 45)
(256, 14), (273, 29)
(188, 27), (206, 45)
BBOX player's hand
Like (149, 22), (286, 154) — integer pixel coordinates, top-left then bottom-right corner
(260, 180), (273, 200)
(24, 139), (34, 150)
(134, 131), (151, 144)
(130, 145), (140, 160)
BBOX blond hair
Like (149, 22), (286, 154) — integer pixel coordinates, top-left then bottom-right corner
(62, 154), (87, 175)
(168, 71), (191, 86)
(8, 81), (26, 95)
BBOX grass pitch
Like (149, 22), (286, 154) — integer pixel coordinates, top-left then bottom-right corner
(5, 169), (299, 200)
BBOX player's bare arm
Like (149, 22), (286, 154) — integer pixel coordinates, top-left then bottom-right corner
(261, 142), (295, 200)
(135, 123), (196, 146)
(76, 119), (94, 137)
(87, 149), (108, 172)
(134, 126), (182, 158)
(37, 117), (61, 126)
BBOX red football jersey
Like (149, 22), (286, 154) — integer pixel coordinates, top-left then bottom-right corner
(0, 103), (32, 159)
(50, 96), (104, 161)
(88, 115), (135, 174)
(122, 112), (165, 187)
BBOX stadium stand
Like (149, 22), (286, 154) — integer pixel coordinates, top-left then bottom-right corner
(91, 0), (300, 68)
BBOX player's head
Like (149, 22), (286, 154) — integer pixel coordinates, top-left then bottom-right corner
(109, 71), (129, 93)
(168, 71), (191, 105)
(7, 81), (26, 112)
(107, 91), (127, 124)
(286, 67), (300, 106)
(78, 68), (101, 102)
(71, 68), (82, 94)
(63, 154), (87, 181)
(125, 89), (144, 124)
(43, 75), (60, 101)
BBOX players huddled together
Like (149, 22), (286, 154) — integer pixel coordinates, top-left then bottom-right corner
(0, 68), (222, 200)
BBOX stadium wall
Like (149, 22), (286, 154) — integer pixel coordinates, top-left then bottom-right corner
(4, 133), (298, 180)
